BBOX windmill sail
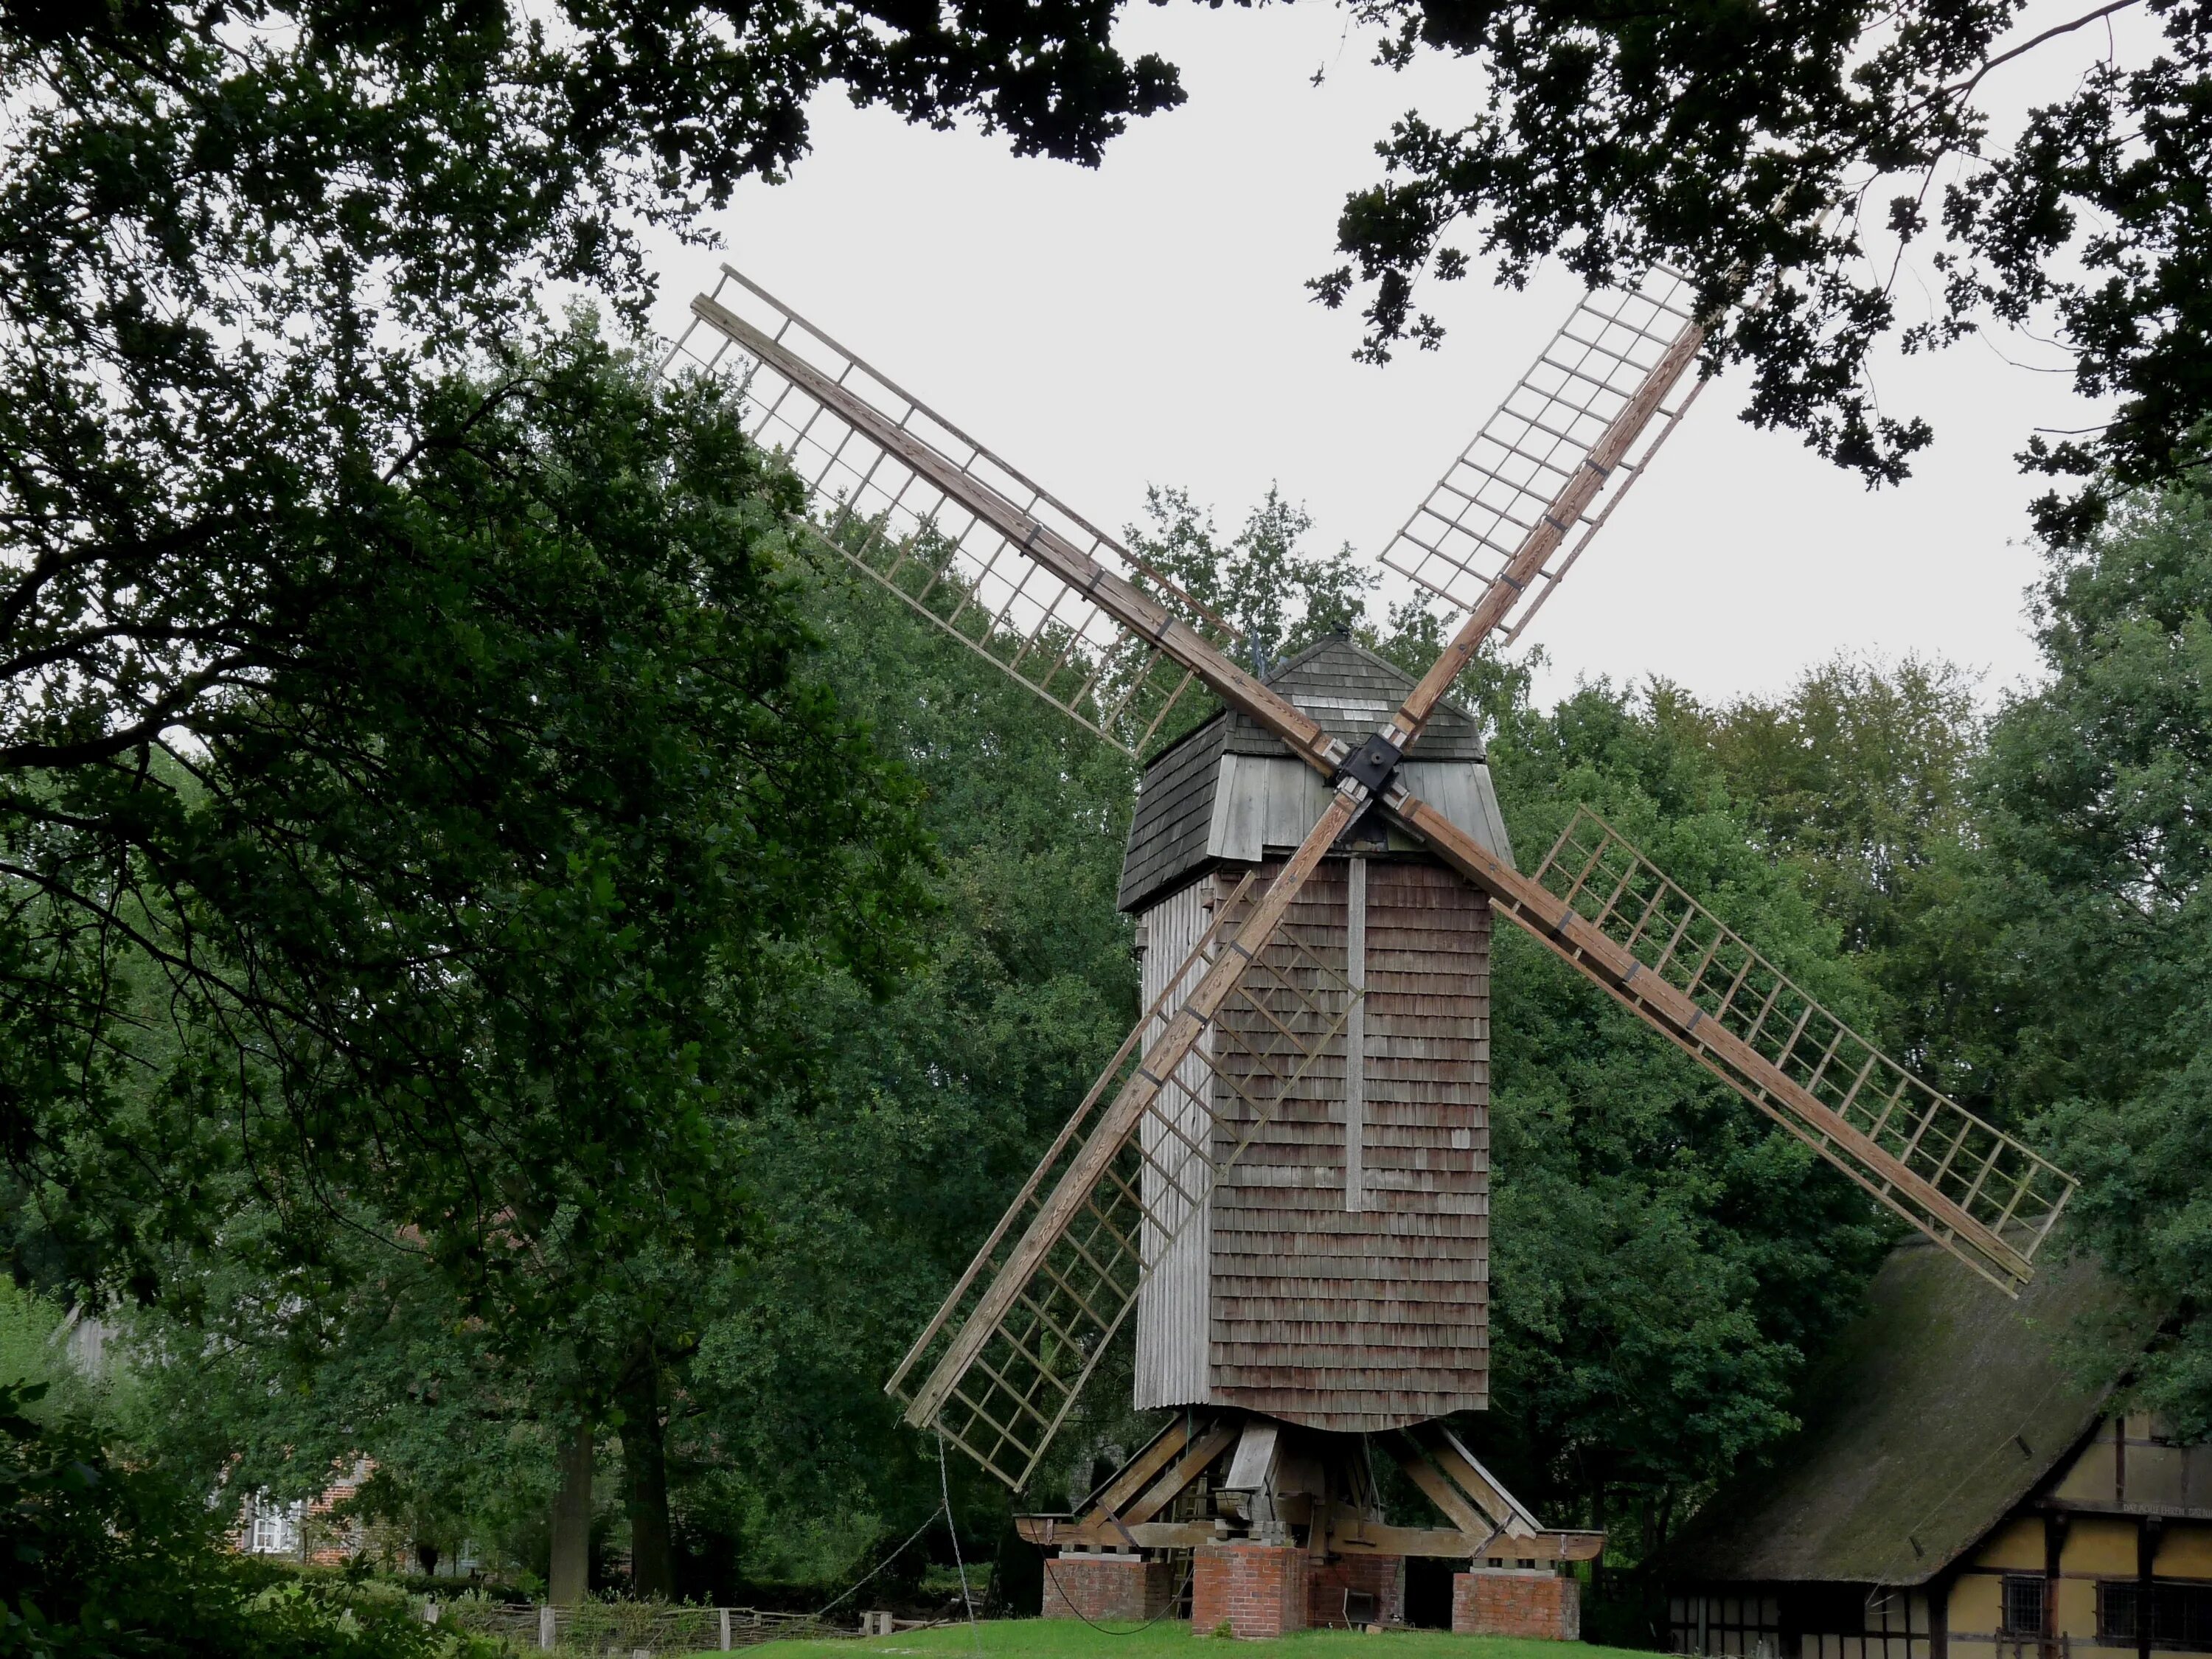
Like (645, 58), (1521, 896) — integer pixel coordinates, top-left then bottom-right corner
(889, 793), (1366, 1489)
(1529, 809), (2070, 1287)
(1385, 796), (2073, 1293)
(1376, 271), (1706, 646)
(667, 268), (1262, 759)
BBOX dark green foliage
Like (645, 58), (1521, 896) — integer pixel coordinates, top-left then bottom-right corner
(1662, 657), (1997, 1108)
(0, 0), (1158, 1302)
(0, 0), (1167, 1606)
(8, 324), (939, 1610)
(0, 1381), (487, 1659)
(1677, 658), (1984, 958)
(120, 1227), (560, 1578)
(114, 535), (1144, 1593)
(1126, 487), (1377, 670)
(1941, 482), (2212, 1434)
(15, 327), (928, 1341)
(1599, 485), (2212, 1458)
(1310, 0), (2212, 536)
(674, 556), (1145, 1583)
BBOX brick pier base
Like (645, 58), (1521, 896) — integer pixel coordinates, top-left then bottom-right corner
(1042, 1552), (1175, 1622)
(1453, 1568), (1582, 1640)
(1192, 1543), (1308, 1639)
(1307, 1553), (1406, 1629)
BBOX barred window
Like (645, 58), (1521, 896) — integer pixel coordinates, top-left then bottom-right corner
(2096, 1581), (2212, 1651)
(2104, 1582), (2143, 1643)
(2154, 1583), (2212, 1650)
(2002, 1576), (2048, 1638)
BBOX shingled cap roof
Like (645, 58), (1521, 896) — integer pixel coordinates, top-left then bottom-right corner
(1665, 1237), (2140, 1588)
(1203, 632), (1486, 762)
(1116, 633), (1492, 915)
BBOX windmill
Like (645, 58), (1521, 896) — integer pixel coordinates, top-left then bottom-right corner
(661, 265), (2079, 1636)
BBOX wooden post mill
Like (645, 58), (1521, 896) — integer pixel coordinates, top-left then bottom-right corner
(665, 259), (2084, 1641)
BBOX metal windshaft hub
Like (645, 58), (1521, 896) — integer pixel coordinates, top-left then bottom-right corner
(1334, 731), (1405, 798)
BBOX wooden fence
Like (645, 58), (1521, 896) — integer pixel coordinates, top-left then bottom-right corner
(435, 1601), (869, 1655)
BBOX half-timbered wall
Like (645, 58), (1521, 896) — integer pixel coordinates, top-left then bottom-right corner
(1669, 1590), (1932, 1659)
(1669, 1413), (2212, 1659)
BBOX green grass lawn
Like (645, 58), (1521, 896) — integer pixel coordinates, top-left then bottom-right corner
(708, 1620), (1654, 1659)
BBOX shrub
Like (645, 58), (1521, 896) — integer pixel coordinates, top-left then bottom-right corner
(0, 1382), (497, 1658)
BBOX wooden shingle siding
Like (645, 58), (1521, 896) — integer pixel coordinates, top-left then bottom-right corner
(1117, 722), (1225, 914)
(1208, 859), (1490, 1430)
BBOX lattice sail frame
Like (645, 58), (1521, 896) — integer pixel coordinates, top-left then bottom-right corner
(885, 874), (1365, 1489)
(1379, 269), (1706, 644)
(663, 268), (1234, 757)
(1532, 809), (2073, 1286)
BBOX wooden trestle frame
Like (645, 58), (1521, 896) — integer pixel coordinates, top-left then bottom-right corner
(661, 262), (2080, 1503)
(1015, 1410), (1603, 1565)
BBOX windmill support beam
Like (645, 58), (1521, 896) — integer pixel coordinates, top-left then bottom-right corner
(1016, 1410), (1604, 1564)
(1016, 1516), (1604, 1562)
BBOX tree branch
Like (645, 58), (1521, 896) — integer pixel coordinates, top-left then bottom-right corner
(1951, 0), (2142, 105)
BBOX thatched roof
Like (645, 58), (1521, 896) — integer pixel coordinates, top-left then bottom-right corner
(1666, 1238), (2130, 1587)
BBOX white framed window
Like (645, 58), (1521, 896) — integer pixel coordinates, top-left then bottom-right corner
(245, 1494), (302, 1555)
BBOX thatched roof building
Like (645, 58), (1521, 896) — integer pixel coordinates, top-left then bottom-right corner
(1663, 1239), (2198, 1659)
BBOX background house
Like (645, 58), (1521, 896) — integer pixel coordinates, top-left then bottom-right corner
(1663, 1237), (2205, 1659)
(233, 1459), (373, 1566)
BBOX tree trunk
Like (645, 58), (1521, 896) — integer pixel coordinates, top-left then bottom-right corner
(621, 1359), (675, 1600)
(549, 1421), (594, 1605)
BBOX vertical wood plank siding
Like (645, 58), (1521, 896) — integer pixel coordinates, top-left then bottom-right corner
(1134, 879), (1217, 1410)
(1208, 858), (1490, 1428)
(1344, 858), (1368, 1214)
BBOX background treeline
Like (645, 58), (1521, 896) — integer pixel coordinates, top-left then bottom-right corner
(12, 406), (2212, 1632)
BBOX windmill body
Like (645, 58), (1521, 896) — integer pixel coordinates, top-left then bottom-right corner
(1121, 636), (1509, 1429)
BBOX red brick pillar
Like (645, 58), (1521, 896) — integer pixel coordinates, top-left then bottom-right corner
(1453, 1568), (1582, 1640)
(1192, 1543), (1308, 1639)
(1042, 1552), (1174, 1621)
(1307, 1553), (1406, 1629)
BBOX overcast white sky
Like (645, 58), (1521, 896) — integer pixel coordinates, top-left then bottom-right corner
(641, 0), (2131, 712)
